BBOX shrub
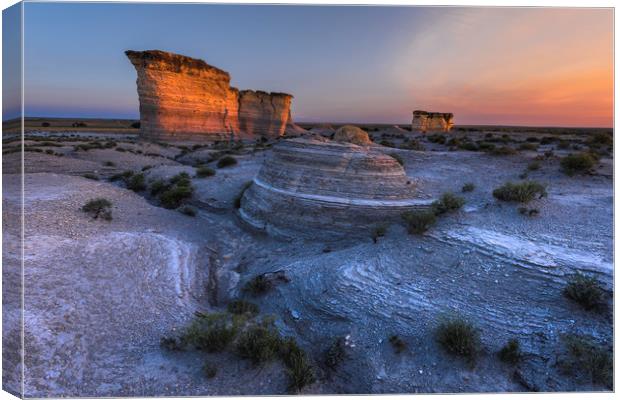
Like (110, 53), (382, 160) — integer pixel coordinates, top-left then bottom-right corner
(182, 313), (238, 353)
(498, 339), (521, 364)
(540, 136), (554, 145)
(235, 323), (281, 364)
(243, 275), (272, 296)
(519, 143), (538, 151)
(130, 121), (141, 129)
(160, 336), (184, 351)
(427, 134), (446, 144)
(379, 139), (395, 147)
(563, 273), (605, 311)
(41, 122), (50, 127)
(477, 142), (495, 151)
(196, 166), (216, 178)
(389, 335), (406, 354)
(372, 225), (387, 243)
(82, 173), (99, 181)
(126, 173), (146, 192)
(178, 206), (196, 217)
(203, 362), (217, 379)
(149, 179), (168, 196)
(459, 142), (479, 151)
(388, 153), (404, 166)
(103, 161), (116, 167)
(227, 300), (259, 316)
(217, 156), (237, 168)
(490, 145), (517, 156)
(81, 198), (112, 221)
(560, 334), (612, 389)
(557, 140), (570, 150)
(159, 185), (193, 209)
(492, 181), (547, 203)
(432, 192), (465, 215)
(560, 152), (597, 176)
(435, 316), (480, 363)
(587, 132), (613, 147)
(526, 136), (539, 142)
(402, 210), (437, 234)
(324, 338), (347, 370)
(234, 181), (253, 209)
(280, 338), (315, 392)
(110, 170), (133, 182)
(527, 161), (541, 171)
(400, 140), (425, 151)
(461, 183), (475, 192)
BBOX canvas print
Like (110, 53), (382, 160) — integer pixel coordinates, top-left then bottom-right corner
(1, 2), (614, 397)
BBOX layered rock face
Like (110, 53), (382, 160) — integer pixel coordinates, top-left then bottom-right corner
(126, 50), (302, 141)
(411, 110), (454, 133)
(239, 138), (431, 237)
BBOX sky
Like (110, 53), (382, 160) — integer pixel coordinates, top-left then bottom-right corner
(3, 3), (614, 127)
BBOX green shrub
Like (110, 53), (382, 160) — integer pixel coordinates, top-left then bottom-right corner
(160, 336), (184, 351)
(324, 338), (347, 370)
(379, 139), (395, 147)
(519, 143), (538, 151)
(227, 300), (259, 316)
(126, 173), (146, 192)
(498, 339), (521, 364)
(178, 206), (196, 217)
(560, 152), (597, 176)
(234, 181), (253, 209)
(563, 273), (605, 311)
(82, 173), (99, 181)
(182, 313), (238, 353)
(461, 183), (475, 192)
(587, 132), (613, 147)
(402, 210), (437, 234)
(388, 153), (404, 166)
(110, 170), (134, 182)
(527, 161), (541, 171)
(492, 181), (547, 203)
(196, 166), (216, 178)
(427, 134), (446, 144)
(203, 362), (217, 378)
(432, 192), (465, 215)
(372, 225), (387, 243)
(235, 323), (281, 364)
(389, 335), (406, 354)
(243, 275), (272, 296)
(435, 316), (480, 363)
(159, 185), (193, 209)
(490, 145), (517, 156)
(149, 179), (168, 196)
(217, 156), (237, 168)
(280, 338), (315, 392)
(560, 334), (612, 389)
(103, 161), (116, 167)
(477, 142), (495, 151)
(557, 140), (570, 149)
(81, 198), (112, 221)
(170, 172), (192, 186)
(459, 142), (479, 151)
(400, 140), (425, 151)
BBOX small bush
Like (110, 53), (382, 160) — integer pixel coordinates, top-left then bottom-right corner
(461, 183), (475, 192)
(477, 142), (495, 151)
(389, 335), (406, 354)
(492, 181), (547, 203)
(400, 140), (425, 151)
(82, 173), (99, 181)
(81, 198), (112, 221)
(498, 339), (521, 364)
(388, 153), (404, 166)
(243, 275), (272, 296)
(557, 140), (570, 149)
(372, 225), (387, 243)
(402, 210), (437, 234)
(563, 273), (605, 311)
(427, 134), (446, 144)
(379, 139), (395, 147)
(178, 206), (196, 217)
(160, 185), (193, 209)
(234, 181), (253, 209)
(432, 192), (465, 215)
(126, 173), (146, 192)
(280, 338), (315, 392)
(490, 145), (517, 156)
(110, 170), (134, 182)
(588, 132), (613, 147)
(227, 300), (259, 316)
(103, 161), (116, 167)
(459, 142), (479, 151)
(149, 179), (168, 196)
(182, 313), (238, 353)
(217, 156), (237, 168)
(527, 161), (541, 171)
(519, 143), (538, 151)
(235, 323), (281, 364)
(203, 362), (217, 378)
(196, 166), (216, 178)
(141, 165), (152, 171)
(560, 334), (612, 389)
(160, 336), (184, 351)
(324, 338), (347, 370)
(560, 152), (597, 176)
(435, 316), (480, 363)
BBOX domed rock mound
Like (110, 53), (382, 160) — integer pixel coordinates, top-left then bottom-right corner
(333, 125), (372, 146)
(239, 138), (432, 237)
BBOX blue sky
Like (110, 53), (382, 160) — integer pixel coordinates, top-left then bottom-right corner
(4, 3), (614, 126)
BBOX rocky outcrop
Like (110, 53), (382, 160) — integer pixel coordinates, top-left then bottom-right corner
(411, 110), (454, 133)
(239, 138), (432, 237)
(333, 125), (372, 146)
(126, 50), (303, 141)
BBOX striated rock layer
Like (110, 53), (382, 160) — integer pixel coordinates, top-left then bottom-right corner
(239, 138), (432, 237)
(126, 50), (303, 141)
(411, 110), (454, 133)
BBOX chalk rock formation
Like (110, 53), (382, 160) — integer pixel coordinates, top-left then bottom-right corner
(333, 125), (372, 146)
(411, 110), (454, 133)
(239, 138), (431, 237)
(126, 50), (303, 141)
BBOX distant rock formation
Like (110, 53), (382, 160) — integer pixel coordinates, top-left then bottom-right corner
(333, 125), (372, 146)
(411, 110), (454, 133)
(239, 138), (432, 237)
(125, 50), (304, 141)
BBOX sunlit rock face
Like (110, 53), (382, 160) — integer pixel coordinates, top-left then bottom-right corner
(126, 50), (303, 141)
(333, 125), (372, 146)
(411, 110), (454, 133)
(239, 138), (431, 237)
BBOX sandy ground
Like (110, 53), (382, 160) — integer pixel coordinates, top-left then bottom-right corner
(2, 129), (613, 396)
